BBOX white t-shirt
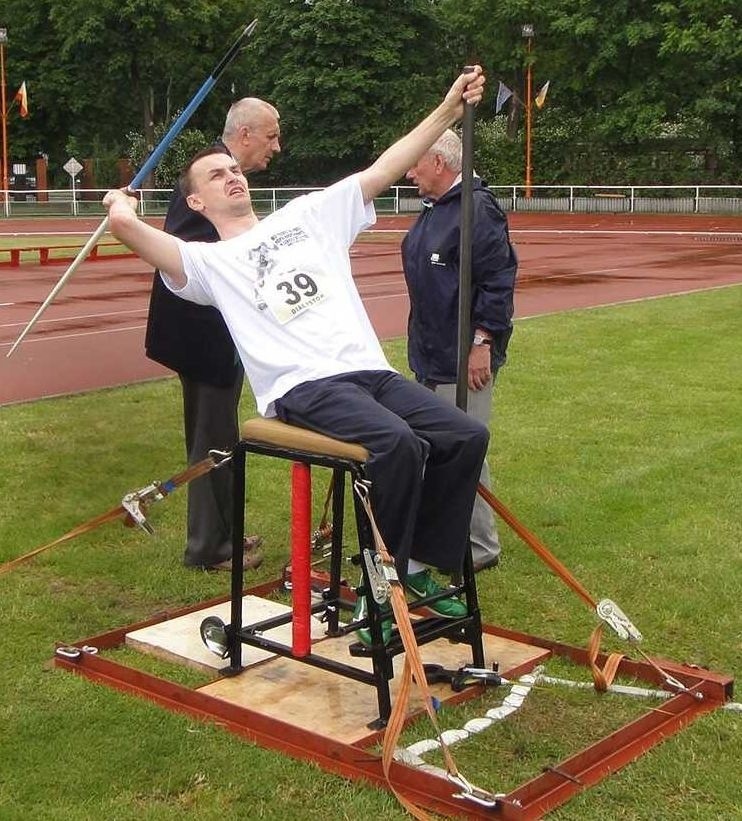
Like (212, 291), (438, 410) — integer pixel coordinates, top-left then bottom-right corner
(168, 174), (393, 416)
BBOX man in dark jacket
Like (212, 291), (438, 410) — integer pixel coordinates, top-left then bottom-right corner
(401, 128), (517, 572)
(145, 98), (281, 570)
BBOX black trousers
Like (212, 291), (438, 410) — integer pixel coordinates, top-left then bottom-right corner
(275, 370), (489, 577)
(180, 367), (244, 566)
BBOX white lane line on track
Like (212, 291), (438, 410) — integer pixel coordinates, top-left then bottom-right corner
(0, 324), (146, 347)
(0, 307), (146, 330)
(365, 228), (742, 238)
(0, 302), (15, 307)
(512, 229), (742, 237)
(525, 267), (624, 279)
(516, 282), (742, 321)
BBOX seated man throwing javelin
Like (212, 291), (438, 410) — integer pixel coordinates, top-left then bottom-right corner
(103, 67), (488, 643)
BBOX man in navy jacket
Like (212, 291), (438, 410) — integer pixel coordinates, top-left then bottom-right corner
(145, 98), (281, 570)
(402, 128), (517, 572)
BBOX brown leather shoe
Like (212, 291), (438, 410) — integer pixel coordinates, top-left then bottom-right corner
(204, 536), (264, 572)
(211, 549), (263, 572)
(244, 534), (264, 551)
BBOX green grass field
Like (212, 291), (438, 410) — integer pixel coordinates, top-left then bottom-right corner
(0, 286), (740, 819)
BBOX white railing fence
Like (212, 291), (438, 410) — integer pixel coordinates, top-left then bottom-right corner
(1, 184), (741, 219)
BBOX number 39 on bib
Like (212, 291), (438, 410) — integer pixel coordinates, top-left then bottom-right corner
(263, 266), (329, 324)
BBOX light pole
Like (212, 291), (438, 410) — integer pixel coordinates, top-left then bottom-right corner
(522, 23), (534, 198)
(0, 27), (8, 206)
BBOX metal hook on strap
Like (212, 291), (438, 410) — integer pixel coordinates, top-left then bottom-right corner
(596, 598), (643, 642)
(361, 549), (397, 605)
(448, 771), (504, 809)
(208, 448), (233, 467)
(121, 483), (165, 535)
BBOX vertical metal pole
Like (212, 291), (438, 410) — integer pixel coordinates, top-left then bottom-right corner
(457, 76), (485, 668)
(525, 38), (533, 198)
(0, 38), (8, 208)
(455, 76), (476, 413)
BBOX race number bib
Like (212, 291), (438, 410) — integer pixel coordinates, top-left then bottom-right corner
(261, 265), (329, 324)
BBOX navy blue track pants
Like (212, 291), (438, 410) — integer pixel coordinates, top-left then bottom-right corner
(274, 370), (489, 576)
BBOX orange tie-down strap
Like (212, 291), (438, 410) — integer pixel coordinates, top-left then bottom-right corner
(0, 454), (225, 576)
(476, 483), (625, 691)
(354, 481), (497, 819)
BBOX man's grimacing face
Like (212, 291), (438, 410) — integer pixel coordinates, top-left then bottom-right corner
(186, 154), (252, 216)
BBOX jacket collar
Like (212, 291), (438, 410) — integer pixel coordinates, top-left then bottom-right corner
(422, 175), (485, 208)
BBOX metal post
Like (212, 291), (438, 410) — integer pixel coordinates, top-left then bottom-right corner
(522, 25), (534, 198)
(456, 73), (476, 413)
(0, 29), (9, 210)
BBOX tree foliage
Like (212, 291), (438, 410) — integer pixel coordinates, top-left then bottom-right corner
(238, 0), (454, 184)
(1, 0), (739, 186)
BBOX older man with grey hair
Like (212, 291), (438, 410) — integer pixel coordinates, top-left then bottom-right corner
(145, 97), (281, 572)
(402, 128), (518, 573)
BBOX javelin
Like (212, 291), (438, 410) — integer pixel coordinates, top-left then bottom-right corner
(6, 18), (258, 359)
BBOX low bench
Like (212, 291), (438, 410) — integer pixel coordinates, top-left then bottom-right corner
(0, 242), (134, 267)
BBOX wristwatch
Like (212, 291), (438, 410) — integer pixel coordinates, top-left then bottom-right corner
(472, 334), (492, 347)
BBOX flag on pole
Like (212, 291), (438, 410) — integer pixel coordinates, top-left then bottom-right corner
(495, 80), (513, 114)
(534, 80), (550, 110)
(14, 82), (29, 118)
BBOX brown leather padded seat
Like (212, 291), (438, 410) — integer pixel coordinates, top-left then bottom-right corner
(240, 418), (368, 463)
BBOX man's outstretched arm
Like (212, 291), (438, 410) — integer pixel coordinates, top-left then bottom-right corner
(358, 66), (484, 205)
(103, 190), (186, 288)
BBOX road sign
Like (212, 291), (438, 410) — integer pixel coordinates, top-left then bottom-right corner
(63, 157), (83, 177)
(63, 157), (83, 216)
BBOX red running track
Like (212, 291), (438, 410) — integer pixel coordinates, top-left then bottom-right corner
(1, 213), (740, 405)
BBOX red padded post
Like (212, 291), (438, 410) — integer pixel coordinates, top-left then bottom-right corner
(291, 461), (312, 657)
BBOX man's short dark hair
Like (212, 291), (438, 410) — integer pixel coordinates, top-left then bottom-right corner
(179, 145), (231, 196)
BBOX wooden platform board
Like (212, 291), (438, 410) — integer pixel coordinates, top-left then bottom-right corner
(125, 595), (327, 674)
(202, 629), (549, 744)
(125, 594), (550, 745)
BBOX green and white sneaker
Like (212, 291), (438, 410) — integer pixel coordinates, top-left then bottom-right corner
(405, 569), (467, 618)
(352, 594), (393, 647)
